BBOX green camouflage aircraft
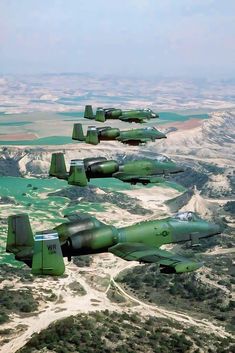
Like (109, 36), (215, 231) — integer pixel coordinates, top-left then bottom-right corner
(6, 212), (221, 276)
(84, 105), (159, 123)
(72, 124), (166, 145)
(49, 153), (184, 186)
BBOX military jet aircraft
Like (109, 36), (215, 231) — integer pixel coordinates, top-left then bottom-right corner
(6, 212), (221, 276)
(84, 105), (159, 123)
(49, 153), (184, 186)
(72, 124), (166, 146)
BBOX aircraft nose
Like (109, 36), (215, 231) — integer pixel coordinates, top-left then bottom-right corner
(210, 223), (222, 235)
(158, 132), (167, 138)
(173, 165), (184, 173)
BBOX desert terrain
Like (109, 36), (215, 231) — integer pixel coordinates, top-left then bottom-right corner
(0, 75), (234, 352)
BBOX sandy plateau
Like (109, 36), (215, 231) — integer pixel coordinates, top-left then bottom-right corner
(0, 110), (234, 352)
(0, 255), (232, 353)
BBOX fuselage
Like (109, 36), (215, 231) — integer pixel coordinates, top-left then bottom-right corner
(104, 108), (159, 122)
(119, 159), (183, 176)
(49, 153), (184, 187)
(84, 158), (183, 180)
(96, 127), (166, 145)
(118, 128), (166, 142)
(58, 213), (221, 258)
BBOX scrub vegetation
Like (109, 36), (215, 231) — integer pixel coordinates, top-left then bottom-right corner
(17, 311), (234, 353)
(117, 263), (235, 331)
(0, 287), (38, 324)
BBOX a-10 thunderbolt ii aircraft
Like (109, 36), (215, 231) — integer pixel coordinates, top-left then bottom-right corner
(84, 105), (159, 123)
(49, 153), (184, 186)
(6, 212), (221, 276)
(72, 123), (166, 146)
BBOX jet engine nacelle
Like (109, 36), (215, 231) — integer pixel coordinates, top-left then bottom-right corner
(105, 109), (122, 119)
(87, 160), (119, 177)
(100, 128), (120, 139)
(55, 217), (103, 239)
(83, 157), (107, 170)
(68, 225), (118, 251)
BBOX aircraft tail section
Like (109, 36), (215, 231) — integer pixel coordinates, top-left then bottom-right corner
(32, 231), (65, 276)
(68, 160), (88, 186)
(84, 105), (94, 119)
(86, 126), (99, 145)
(72, 123), (85, 141)
(95, 108), (105, 122)
(6, 214), (34, 256)
(49, 153), (67, 179)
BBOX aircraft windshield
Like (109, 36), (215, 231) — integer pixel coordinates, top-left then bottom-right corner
(156, 155), (171, 162)
(174, 212), (198, 222)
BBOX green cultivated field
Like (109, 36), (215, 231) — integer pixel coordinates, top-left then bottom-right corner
(0, 136), (73, 145)
(0, 111), (209, 145)
(0, 109), (196, 265)
(158, 112), (208, 123)
(0, 174), (185, 266)
(0, 176), (108, 265)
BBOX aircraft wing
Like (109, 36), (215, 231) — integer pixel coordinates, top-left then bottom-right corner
(113, 172), (164, 184)
(120, 138), (151, 144)
(64, 212), (105, 225)
(120, 116), (145, 123)
(109, 242), (203, 273)
(64, 213), (95, 221)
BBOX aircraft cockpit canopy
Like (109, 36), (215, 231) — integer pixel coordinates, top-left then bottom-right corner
(144, 127), (155, 131)
(156, 155), (171, 162)
(174, 212), (199, 222)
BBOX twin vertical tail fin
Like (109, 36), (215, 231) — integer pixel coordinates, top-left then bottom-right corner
(6, 214), (34, 261)
(49, 153), (67, 179)
(6, 214), (65, 276)
(84, 105), (105, 122)
(49, 154), (88, 186)
(32, 231), (65, 276)
(72, 124), (85, 141)
(95, 108), (105, 122)
(86, 126), (99, 145)
(68, 160), (88, 186)
(84, 105), (94, 119)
